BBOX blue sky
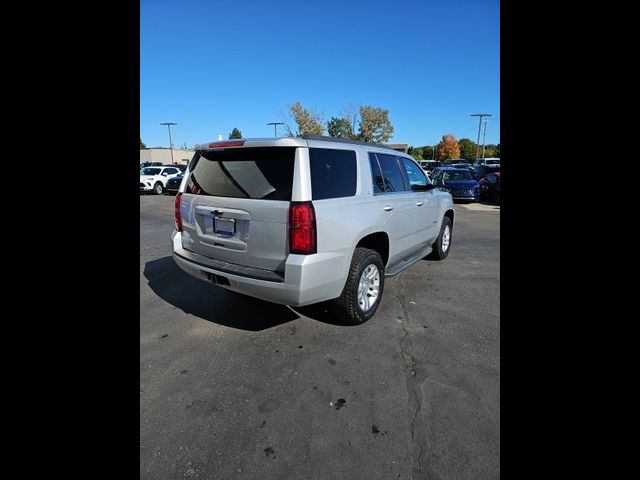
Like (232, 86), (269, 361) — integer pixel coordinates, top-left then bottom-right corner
(141, 0), (499, 149)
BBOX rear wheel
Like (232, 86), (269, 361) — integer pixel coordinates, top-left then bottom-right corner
(153, 182), (163, 195)
(332, 248), (385, 325)
(427, 216), (452, 260)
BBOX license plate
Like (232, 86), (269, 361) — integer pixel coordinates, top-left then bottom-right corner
(214, 217), (235, 236)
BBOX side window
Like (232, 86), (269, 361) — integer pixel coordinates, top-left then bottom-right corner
(309, 148), (357, 200)
(375, 153), (408, 193)
(369, 153), (385, 194)
(401, 158), (428, 188)
(166, 168), (178, 175)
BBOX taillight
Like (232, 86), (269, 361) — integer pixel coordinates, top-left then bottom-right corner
(174, 193), (183, 232)
(289, 201), (316, 255)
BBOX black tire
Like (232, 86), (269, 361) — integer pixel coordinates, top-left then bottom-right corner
(427, 216), (452, 260)
(332, 248), (385, 325)
(153, 182), (163, 195)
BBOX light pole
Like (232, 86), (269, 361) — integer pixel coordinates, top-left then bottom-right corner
(161, 122), (177, 164)
(267, 122), (284, 138)
(470, 113), (491, 160)
(481, 117), (489, 159)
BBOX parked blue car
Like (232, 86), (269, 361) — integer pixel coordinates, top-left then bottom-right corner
(431, 167), (480, 202)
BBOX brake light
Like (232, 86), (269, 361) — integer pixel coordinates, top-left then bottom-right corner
(289, 202), (316, 255)
(174, 193), (183, 232)
(208, 140), (245, 148)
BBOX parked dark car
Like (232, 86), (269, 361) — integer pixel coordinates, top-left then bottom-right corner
(432, 167), (480, 202)
(442, 158), (470, 166)
(165, 174), (183, 194)
(473, 164), (500, 180)
(479, 172), (500, 202)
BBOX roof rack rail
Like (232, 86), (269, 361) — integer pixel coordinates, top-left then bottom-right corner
(301, 134), (397, 151)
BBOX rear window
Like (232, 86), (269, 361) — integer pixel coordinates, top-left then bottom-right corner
(186, 147), (295, 200)
(309, 148), (357, 200)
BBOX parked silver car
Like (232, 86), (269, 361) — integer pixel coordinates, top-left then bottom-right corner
(172, 135), (455, 324)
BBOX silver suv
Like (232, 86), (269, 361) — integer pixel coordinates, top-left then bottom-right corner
(172, 135), (454, 324)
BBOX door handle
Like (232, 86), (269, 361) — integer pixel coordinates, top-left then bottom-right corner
(415, 202), (424, 206)
(383, 206), (394, 212)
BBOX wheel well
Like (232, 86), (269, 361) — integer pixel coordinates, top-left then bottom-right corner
(444, 209), (454, 227)
(356, 232), (389, 266)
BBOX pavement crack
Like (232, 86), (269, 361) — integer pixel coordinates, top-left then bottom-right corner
(394, 274), (425, 478)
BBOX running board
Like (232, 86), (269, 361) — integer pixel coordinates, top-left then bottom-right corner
(385, 246), (432, 277)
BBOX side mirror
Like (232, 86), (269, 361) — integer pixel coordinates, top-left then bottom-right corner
(411, 184), (437, 192)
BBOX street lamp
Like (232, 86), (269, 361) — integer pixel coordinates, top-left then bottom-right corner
(481, 117), (490, 159)
(470, 113), (491, 159)
(160, 122), (177, 164)
(267, 122), (284, 138)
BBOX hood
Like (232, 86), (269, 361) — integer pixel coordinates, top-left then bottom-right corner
(444, 179), (479, 188)
(140, 174), (159, 181)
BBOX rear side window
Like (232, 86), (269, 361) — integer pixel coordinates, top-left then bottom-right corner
(370, 153), (408, 193)
(309, 148), (356, 200)
(186, 147), (295, 200)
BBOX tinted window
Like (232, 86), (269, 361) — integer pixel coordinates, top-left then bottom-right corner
(187, 147), (295, 200)
(141, 168), (161, 175)
(164, 168), (178, 175)
(369, 153), (385, 194)
(401, 158), (428, 188)
(374, 153), (408, 192)
(309, 148), (357, 200)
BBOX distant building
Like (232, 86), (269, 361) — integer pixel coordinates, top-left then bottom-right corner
(386, 143), (409, 154)
(140, 148), (194, 165)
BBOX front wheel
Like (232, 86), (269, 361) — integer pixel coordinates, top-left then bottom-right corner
(427, 216), (452, 260)
(153, 182), (163, 195)
(332, 247), (385, 325)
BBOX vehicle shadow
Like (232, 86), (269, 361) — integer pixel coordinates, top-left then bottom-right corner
(143, 257), (353, 330)
(143, 256), (298, 331)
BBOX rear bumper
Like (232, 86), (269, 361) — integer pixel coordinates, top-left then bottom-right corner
(171, 231), (349, 307)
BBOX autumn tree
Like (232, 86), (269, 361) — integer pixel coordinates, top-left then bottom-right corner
(283, 102), (325, 137)
(458, 138), (477, 160)
(357, 105), (394, 143)
(327, 117), (354, 138)
(436, 133), (460, 160)
(229, 128), (243, 139)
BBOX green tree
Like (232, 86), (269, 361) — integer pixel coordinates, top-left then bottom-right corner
(327, 117), (354, 138)
(140, 138), (147, 149)
(287, 102), (324, 136)
(481, 146), (498, 158)
(436, 133), (460, 160)
(458, 138), (477, 160)
(358, 105), (393, 143)
(229, 128), (243, 139)
(408, 146), (423, 160)
(357, 105), (394, 143)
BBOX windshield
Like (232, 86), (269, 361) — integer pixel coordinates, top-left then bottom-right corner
(141, 167), (161, 175)
(442, 170), (473, 180)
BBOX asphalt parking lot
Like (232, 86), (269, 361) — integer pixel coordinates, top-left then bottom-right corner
(140, 194), (500, 480)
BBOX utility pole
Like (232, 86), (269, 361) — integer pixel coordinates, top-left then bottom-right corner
(470, 113), (491, 159)
(267, 122), (284, 138)
(161, 122), (177, 164)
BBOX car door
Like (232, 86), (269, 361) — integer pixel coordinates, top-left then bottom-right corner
(399, 157), (439, 247)
(369, 153), (416, 266)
